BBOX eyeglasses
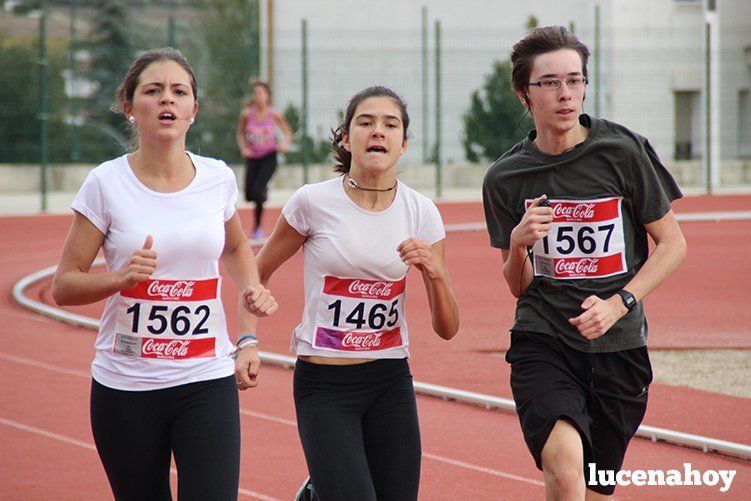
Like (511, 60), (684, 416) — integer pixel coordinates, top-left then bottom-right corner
(528, 76), (588, 90)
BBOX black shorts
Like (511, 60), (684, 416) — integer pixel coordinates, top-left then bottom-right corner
(505, 330), (652, 495)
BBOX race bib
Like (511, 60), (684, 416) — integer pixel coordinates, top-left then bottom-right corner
(115, 278), (222, 359)
(528, 197), (627, 280)
(313, 276), (406, 352)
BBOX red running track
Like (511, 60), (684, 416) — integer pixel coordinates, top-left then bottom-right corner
(1, 195), (750, 499)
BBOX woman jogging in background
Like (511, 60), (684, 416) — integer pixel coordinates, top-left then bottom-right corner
(235, 80), (293, 238)
(53, 47), (277, 500)
(242, 86), (460, 501)
(482, 26), (686, 499)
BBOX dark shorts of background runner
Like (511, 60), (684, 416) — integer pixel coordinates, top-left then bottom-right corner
(244, 152), (277, 203)
(505, 330), (652, 495)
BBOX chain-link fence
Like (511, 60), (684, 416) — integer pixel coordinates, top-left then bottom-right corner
(1, 1), (750, 211)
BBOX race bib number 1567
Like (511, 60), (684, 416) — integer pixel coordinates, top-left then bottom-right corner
(528, 197), (627, 280)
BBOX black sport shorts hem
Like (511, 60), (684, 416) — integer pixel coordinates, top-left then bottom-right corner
(506, 330), (651, 495)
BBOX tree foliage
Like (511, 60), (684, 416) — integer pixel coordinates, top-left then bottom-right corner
(0, 37), (67, 162)
(281, 103), (331, 165)
(184, 0), (258, 160)
(462, 60), (532, 163)
(85, 0), (136, 134)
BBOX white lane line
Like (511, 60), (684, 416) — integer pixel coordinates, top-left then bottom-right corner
(1, 351), (542, 487)
(0, 416), (282, 500)
(2, 251), (61, 263)
(1, 308), (58, 325)
(241, 409), (297, 427)
(0, 417), (96, 450)
(422, 452), (544, 487)
(0, 352), (91, 378)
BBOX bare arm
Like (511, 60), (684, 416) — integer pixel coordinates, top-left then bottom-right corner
(621, 210), (686, 301)
(273, 111), (294, 153)
(221, 212), (277, 325)
(232, 214), (306, 389)
(235, 108), (250, 157)
(398, 238), (460, 340)
(569, 210), (687, 339)
(500, 195), (553, 298)
(52, 212), (156, 305)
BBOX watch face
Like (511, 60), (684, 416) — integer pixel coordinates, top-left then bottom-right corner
(620, 290), (636, 310)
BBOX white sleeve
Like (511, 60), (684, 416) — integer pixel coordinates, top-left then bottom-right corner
(222, 162), (239, 221)
(281, 185), (311, 236)
(71, 169), (110, 235)
(419, 199), (446, 245)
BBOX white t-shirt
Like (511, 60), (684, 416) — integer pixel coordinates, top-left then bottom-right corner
(71, 152), (238, 390)
(282, 177), (446, 359)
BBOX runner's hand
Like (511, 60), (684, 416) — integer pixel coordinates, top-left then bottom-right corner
(242, 284), (278, 317)
(119, 235), (157, 290)
(569, 295), (628, 340)
(509, 195), (554, 249)
(235, 346), (260, 390)
(398, 238), (443, 280)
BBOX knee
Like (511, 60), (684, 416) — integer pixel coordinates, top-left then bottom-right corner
(544, 464), (584, 499)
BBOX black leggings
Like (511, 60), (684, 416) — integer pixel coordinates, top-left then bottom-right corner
(244, 152), (277, 229)
(294, 358), (421, 501)
(90, 376), (240, 501)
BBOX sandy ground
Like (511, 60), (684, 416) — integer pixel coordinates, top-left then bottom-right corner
(650, 349), (751, 399)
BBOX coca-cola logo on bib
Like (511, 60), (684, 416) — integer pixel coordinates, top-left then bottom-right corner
(341, 331), (383, 349)
(347, 280), (393, 298)
(121, 278), (218, 302)
(553, 203), (596, 220)
(142, 338), (191, 358)
(555, 258), (600, 276)
(323, 276), (405, 300)
(146, 280), (196, 300)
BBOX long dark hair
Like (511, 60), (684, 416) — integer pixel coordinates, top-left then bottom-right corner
(331, 86), (410, 174)
(510, 26), (589, 107)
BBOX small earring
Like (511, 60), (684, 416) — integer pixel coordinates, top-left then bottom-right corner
(128, 116), (136, 124)
(189, 117), (195, 124)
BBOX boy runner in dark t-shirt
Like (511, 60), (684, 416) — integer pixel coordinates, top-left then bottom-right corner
(484, 114), (682, 352)
(483, 27), (687, 498)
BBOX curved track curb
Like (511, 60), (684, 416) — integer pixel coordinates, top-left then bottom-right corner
(13, 261), (751, 461)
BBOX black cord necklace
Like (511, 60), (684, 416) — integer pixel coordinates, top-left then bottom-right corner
(345, 174), (397, 192)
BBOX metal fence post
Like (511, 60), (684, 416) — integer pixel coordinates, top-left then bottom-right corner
(39, 9), (49, 213)
(422, 6), (429, 164)
(434, 19), (442, 198)
(302, 18), (309, 184)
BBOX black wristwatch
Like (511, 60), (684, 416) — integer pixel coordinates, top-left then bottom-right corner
(616, 290), (637, 312)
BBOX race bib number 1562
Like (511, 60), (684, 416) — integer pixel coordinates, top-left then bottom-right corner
(115, 278), (221, 359)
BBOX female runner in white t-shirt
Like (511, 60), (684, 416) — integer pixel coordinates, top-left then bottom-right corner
(53, 48), (277, 500)
(238, 86), (460, 500)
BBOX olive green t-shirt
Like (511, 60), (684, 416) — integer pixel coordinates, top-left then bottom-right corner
(482, 115), (682, 353)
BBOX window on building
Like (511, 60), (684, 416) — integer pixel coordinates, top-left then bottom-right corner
(739, 90), (751, 158)
(674, 91), (701, 160)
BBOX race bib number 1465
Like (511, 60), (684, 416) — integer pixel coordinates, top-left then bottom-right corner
(528, 197), (627, 280)
(313, 276), (406, 352)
